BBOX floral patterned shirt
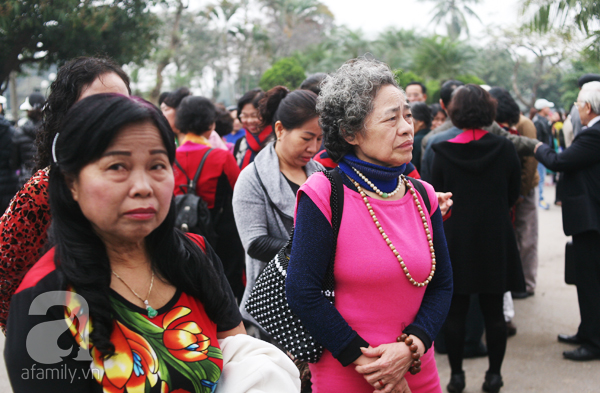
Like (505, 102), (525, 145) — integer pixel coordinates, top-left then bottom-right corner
(4, 235), (242, 393)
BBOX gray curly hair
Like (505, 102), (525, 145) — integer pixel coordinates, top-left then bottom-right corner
(317, 57), (401, 162)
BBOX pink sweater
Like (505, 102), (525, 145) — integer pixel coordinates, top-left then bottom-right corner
(298, 173), (442, 393)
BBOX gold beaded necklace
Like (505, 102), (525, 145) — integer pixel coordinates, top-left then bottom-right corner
(348, 173), (436, 287)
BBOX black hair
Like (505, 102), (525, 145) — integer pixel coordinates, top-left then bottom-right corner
(430, 103), (446, 119)
(34, 57), (131, 171)
(410, 102), (432, 128)
(258, 86), (318, 130)
(214, 104), (234, 137)
(175, 96), (216, 136)
(578, 74), (600, 88)
(300, 73), (328, 95)
(163, 87), (191, 109)
(440, 79), (464, 108)
(236, 89), (263, 120)
(447, 84), (497, 129)
(406, 81), (427, 95)
(489, 87), (520, 126)
(27, 93), (45, 122)
(49, 94), (231, 358)
(158, 92), (170, 106)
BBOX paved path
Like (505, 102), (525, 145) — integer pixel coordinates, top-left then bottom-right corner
(0, 185), (599, 392)
(434, 185), (600, 392)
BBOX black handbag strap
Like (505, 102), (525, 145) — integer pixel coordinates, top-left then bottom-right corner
(406, 176), (431, 214)
(175, 148), (213, 195)
(321, 167), (344, 298)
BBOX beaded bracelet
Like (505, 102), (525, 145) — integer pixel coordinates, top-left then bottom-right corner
(397, 334), (422, 375)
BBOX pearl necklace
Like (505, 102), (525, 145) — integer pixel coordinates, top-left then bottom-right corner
(348, 175), (436, 287)
(351, 167), (402, 198)
(112, 270), (158, 318)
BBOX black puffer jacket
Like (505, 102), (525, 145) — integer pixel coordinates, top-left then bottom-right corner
(0, 115), (18, 213)
(12, 118), (40, 185)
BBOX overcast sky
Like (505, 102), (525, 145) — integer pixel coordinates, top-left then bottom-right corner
(321, 0), (524, 40)
(189, 0), (527, 42)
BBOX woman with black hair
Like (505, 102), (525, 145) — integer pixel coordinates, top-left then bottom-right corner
(410, 102), (432, 172)
(160, 87), (191, 143)
(174, 96), (246, 301)
(430, 103), (447, 130)
(4, 94), (245, 392)
(232, 86), (323, 336)
(431, 84), (524, 393)
(0, 56), (130, 333)
(233, 88), (275, 170)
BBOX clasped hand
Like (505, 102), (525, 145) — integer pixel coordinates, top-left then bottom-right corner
(354, 342), (416, 393)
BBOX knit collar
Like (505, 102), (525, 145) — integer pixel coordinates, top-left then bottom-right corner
(338, 153), (406, 193)
(181, 133), (211, 147)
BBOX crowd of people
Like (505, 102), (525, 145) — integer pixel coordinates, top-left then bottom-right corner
(0, 55), (598, 393)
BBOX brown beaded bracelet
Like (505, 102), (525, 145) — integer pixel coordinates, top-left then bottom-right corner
(397, 334), (422, 375)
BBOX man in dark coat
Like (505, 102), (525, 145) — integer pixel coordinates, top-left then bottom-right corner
(533, 98), (554, 210)
(535, 81), (600, 361)
(12, 93), (44, 185)
(0, 96), (19, 213)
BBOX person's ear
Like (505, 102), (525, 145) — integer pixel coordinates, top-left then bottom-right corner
(66, 174), (79, 202)
(343, 130), (360, 146)
(439, 99), (446, 111)
(275, 121), (285, 140)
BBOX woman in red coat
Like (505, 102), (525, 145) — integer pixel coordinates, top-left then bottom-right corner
(173, 96), (245, 301)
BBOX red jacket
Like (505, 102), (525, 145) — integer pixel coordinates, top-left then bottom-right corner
(173, 142), (240, 209)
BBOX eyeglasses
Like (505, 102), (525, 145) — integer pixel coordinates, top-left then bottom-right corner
(240, 113), (259, 120)
(574, 101), (587, 108)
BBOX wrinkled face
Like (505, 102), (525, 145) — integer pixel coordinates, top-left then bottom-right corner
(275, 117), (323, 169)
(78, 72), (129, 101)
(240, 103), (260, 134)
(160, 103), (178, 133)
(69, 122), (174, 247)
(347, 85), (414, 167)
(576, 92), (596, 126)
(432, 110), (447, 129)
(406, 84), (426, 103)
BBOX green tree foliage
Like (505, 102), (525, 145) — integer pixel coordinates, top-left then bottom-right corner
(373, 28), (421, 70)
(0, 0), (159, 93)
(522, 0), (600, 58)
(456, 74), (485, 85)
(259, 57), (306, 91)
(412, 35), (477, 80)
(393, 69), (425, 89)
(420, 0), (482, 40)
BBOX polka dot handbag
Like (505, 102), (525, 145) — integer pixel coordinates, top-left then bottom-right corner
(245, 169), (344, 363)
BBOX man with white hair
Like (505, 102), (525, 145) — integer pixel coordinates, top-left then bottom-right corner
(534, 81), (600, 361)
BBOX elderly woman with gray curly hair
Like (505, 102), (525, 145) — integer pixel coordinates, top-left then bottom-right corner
(285, 57), (453, 393)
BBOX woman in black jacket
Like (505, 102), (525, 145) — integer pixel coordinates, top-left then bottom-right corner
(431, 85), (524, 393)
